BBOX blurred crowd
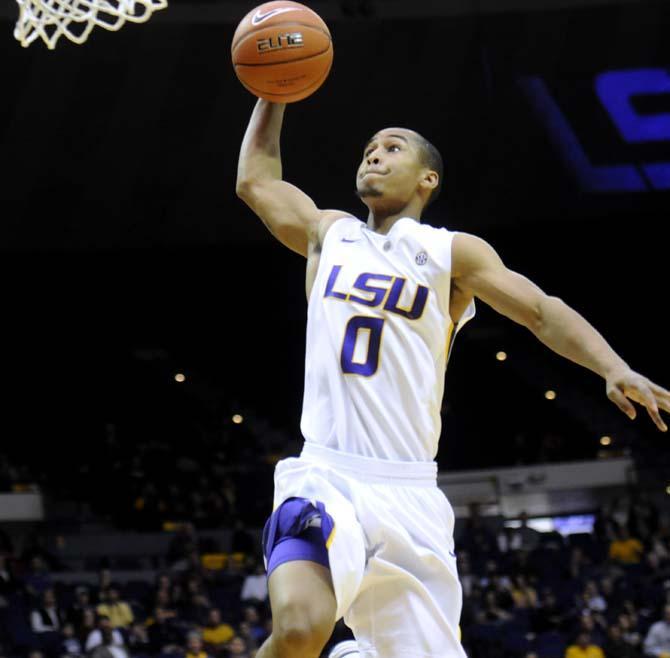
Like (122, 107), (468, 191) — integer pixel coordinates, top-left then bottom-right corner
(1, 482), (670, 658)
(0, 550), (274, 658)
(457, 496), (670, 658)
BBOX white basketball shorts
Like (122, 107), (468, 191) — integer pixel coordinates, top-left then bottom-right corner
(271, 441), (467, 658)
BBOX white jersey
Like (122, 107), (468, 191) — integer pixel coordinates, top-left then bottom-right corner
(300, 216), (475, 462)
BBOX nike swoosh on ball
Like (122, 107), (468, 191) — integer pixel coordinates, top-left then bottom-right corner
(251, 7), (300, 25)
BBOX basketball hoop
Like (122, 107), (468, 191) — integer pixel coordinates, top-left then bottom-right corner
(14, 0), (167, 49)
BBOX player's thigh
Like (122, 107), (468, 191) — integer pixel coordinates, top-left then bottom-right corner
(268, 559), (337, 638)
(346, 485), (464, 658)
(348, 558), (464, 657)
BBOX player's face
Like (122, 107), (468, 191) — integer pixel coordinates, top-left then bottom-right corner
(356, 128), (425, 207)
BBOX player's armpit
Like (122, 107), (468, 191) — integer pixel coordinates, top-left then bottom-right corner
(451, 232), (548, 332)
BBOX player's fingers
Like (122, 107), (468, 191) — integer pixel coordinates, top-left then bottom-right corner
(627, 384), (667, 432)
(649, 381), (670, 399)
(607, 387), (636, 420)
(645, 403), (668, 432)
(654, 392), (670, 415)
(650, 383), (670, 408)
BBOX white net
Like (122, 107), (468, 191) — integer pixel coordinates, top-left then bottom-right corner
(14, 0), (167, 49)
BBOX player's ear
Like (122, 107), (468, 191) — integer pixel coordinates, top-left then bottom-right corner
(419, 169), (439, 194)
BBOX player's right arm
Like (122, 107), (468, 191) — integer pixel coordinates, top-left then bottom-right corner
(236, 99), (339, 257)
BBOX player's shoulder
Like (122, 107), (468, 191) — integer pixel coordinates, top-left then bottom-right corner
(403, 220), (462, 271)
(316, 210), (360, 246)
(450, 231), (501, 277)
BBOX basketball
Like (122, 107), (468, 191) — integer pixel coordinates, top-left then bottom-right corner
(231, 1), (333, 103)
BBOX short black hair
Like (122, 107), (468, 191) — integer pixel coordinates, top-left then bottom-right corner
(411, 132), (443, 209)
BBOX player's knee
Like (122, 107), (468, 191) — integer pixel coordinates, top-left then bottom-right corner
(273, 602), (333, 658)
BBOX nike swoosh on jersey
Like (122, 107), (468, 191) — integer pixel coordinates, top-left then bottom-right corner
(251, 7), (300, 25)
(341, 238), (359, 243)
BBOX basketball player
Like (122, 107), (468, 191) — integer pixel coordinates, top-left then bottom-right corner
(236, 99), (669, 658)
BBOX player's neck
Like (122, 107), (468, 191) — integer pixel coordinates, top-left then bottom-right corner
(366, 205), (423, 235)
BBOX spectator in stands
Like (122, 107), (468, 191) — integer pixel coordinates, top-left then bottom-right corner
(617, 612), (643, 650)
(456, 553), (476, 599)
(599, 577), (616, 602)
(154, 590), (178, 621)
(240, 561), (267, 604)
(480, 559), (508, 590)
(172, 547), (202, 576)
(85, 615), (124, 652)
(609, 525), (644, 565)
(460, 504), (497, 567)
(77, 608), (97, 647)
(511, 574), (538, 609)
(185, 631), (210, 658)
(226, 636), (250, 658)
(31, 588), (64, 633)
(221, 478), (237, 520)
(147, 607), (181, 654)
(565, 632), (605, 658)
(580, 581), (607, 613)
(126, 622), (151, 657)
(90, 629), (128, 658)
(532, 590), (567, 633)
(241, 605), (266, 646)
(0, 555), (13, 607)
(67, 586), (93, 629)
(24, 556), (52, 601)
(60, 622), (83, 657)
(603, 625), (639, 658)
(611, 497), (632, 530)
(650, 532), (670, 561)
(201, 608), (234, 655)
(578, 613), (607, 648)
(513, 512), (541, 552)
(96, 586), (134, 629)
(568, 546), (592, 582)
(482, 591), (512, 623)
(237, 622), (259, 654)
(97, 570), (113, 596)
(167, 523), (197, 568)
(594, 503), (618, 545)
(496, 526), (516, 554)
(178, 579), (210, 625)
(643, 604), (670, 657)
(156, 574), (176, 603)
(629, 494), (659, 541)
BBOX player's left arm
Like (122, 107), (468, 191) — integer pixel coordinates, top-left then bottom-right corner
(452, 232), (670, 431)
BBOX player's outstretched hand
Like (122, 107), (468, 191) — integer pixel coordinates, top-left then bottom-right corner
(606, 366), (670, 432)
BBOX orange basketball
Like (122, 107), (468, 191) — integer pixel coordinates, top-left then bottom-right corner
(231, 1), (333, 103)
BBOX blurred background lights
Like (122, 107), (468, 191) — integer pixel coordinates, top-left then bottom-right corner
(545, 390), (556, 400)
(600, 436), (612, 446)
(174, 373), (185, 383)
(496, 351), (507, 361)
(232, 414), (244, 424)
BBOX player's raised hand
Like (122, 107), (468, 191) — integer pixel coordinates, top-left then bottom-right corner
(606, 366), (670, 432)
